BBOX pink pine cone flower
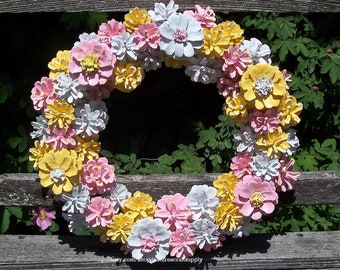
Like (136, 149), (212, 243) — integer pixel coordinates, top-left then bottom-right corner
(234, 175), (278, 221)
(222, 45), (252, 79)
(230, 152), (253, 179)
(84, 196), (114, 227)
(82, 157), (116, 195)
(32, 207), (56, 230)
(97, 18), (126, 46)
(45, 127), (76, 150)
(170, 227), (196, 259)
(155, 193), (191, 230)
(184, 5), (216, 29)
(250, 108), (280, 135)
(69, 39), (116, 86)
(275, 158), (300, 192)
(217, 75), (240, 98)
(31, 77), (59, 111)
(133, 22), (161, 52)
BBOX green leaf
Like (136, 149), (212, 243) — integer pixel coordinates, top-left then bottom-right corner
(48, 221), (60, 233)
(320, 59), (331, 74)
(100, 150), (114, 158)
(0, 208), (11, 233)
(7, 137), (22, 149)
(286, 39), (298, 55)
(86, 12), (109, 30)
(329, 60), (340, 84)
(297, 154), (318, 171)
(0, 73), (14, 104)
(180, 156), (205, 173)
(8, 207), (23, 220)
(158, 154), (175, 166)
(279, 43), (289, 62)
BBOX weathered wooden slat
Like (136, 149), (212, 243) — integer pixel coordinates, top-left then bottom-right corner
(0, 231), (339, 269)
(0, 171), (339, 206)
(0, 0), (339, 13)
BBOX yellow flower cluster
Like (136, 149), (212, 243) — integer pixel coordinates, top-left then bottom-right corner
(97, 191), (156, 244)
(112, 62), (145, 93)
(213, 172), (242, 231)
(73, 135), (101, 162)
(123, 8), (152, 33)
(29, 141), (52, 170)
(38, 149), (82, 195)
(201, 21), (244, 58)
(48, 50), (70, 79)
(240, 64), (287, 110)
(105, 212), (136, 244)
(278, 94), (303, 129)
(44, 100), (75, 129)
(256, 127), (290, 158)
(225, 63), (303, 158)
(224, 93), (249, 125)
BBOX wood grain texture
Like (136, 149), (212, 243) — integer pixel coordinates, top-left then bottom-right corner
(0, 231), (339, 269)
(0, 171), (339, 206)
(0, 0), (339, 13)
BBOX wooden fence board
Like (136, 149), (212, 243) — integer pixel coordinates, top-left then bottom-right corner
(0, 231), (339, 269)
(0, 171), (339, 207)
(0, 0), (339, 13)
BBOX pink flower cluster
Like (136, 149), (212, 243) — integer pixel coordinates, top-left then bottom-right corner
(69, 39), (116, 86)
(84, 197), (114, 227)
(31, 77), (58, 111)
(234, 175), (278, 221)
(184, 5), (216, 28)
(132, 22), (161, 52)
(218, 46), (252, 97)
(155, 193), (196, 259)
(82, 157), (116, 195)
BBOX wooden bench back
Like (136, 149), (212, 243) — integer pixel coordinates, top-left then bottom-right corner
(0, 0), (339, 13)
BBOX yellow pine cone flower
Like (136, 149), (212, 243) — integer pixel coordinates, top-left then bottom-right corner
(113, 62), (145, 93)
(73, 135), (101, 162)
(224, 93), (249, 125)
(106, 212), (136, 244)
(123, 191), (156, 221)
(38, 149), (82, 195)
(95, 226), (109, 243)
(201, 21), (244, 58)
(29, 141), (52, 169)
(214, 200), (242, 232)
(48, 50), (70, 80)
(278, 94), (303, 129)
(240, 63), (287, 110)
(44, 100), (75, 129)
(256, 127), (290, 158)
(213, 171), (240, 202)
(123, 8), (152, 33)
(164, 55), (189, 69)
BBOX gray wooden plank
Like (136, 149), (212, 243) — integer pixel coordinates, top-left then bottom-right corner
(0, 231), (339, 269)
(0, 171), (339, 206)
(0, 0), (339, 13)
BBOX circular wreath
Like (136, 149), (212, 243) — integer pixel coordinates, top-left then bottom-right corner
(29, 1), (303, 263)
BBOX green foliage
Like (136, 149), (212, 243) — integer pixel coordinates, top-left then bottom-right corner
(241, 12), (340, 170)
(60, 12), (109, 31)
(0, 72), (15, 104)
(254, 204), (340, 233)
(295, 139), (340, 171)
